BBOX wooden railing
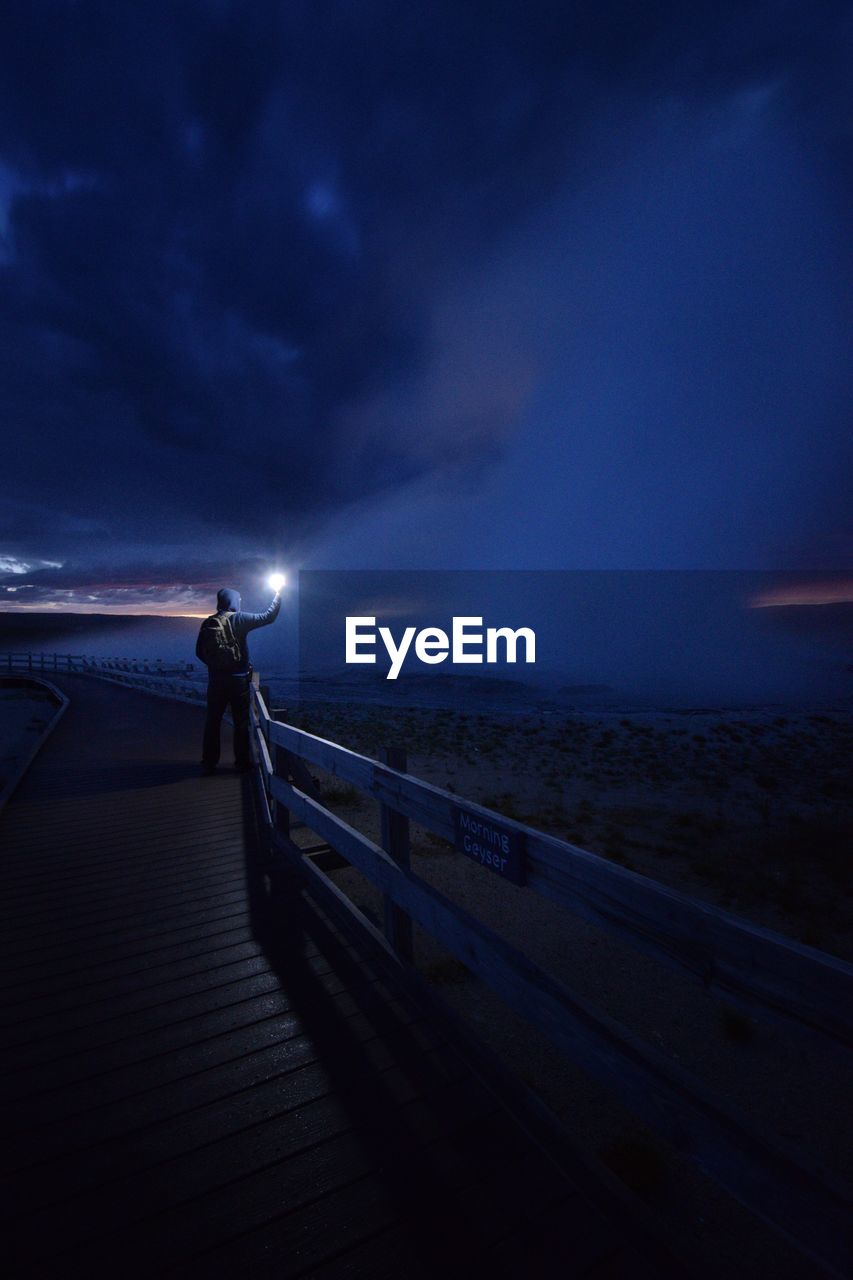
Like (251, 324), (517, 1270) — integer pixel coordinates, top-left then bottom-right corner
(248, 682), (853, 1279)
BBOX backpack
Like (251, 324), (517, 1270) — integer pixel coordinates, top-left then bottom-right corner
(196, 612), (242, 672)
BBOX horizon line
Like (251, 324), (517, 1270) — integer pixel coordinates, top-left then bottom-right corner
(0, 608), (207, 619)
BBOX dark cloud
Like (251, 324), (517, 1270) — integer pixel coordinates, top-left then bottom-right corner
(0, 1), (850, 595)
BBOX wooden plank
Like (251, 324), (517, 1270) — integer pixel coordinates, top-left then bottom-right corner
(0, 871), (250, 943)
(0, 928), (258, 1011)
(0, 954), (276, 1049)
(1, 793), (246, 835)
(1, 798), (245, 837)
(271, 774), (853, 1279)
(0, 884), (251, 957)
(0, 900), (253, 972)
(0, 915), (256, 991)
(0, 939), (265, 1021)
(0, 928), (340, 1012)
(1, 928), (361, 1051)
(0, 852), (248, 915)
(0, 831), (239, 882)
(0, 864), (248, 927)
(0, 824), (247, 871)
(254, 720), (273, 778)
(266, 719), (853, 1053)
(0, 987), (382, 1154)
(0, 847), (246, 904)
(2, 969), (289, 1072)
(252, 684), (272, 729)
(0, 811), (246, 858)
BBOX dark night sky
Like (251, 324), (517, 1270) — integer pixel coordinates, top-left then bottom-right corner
(0, 1), (850, 614)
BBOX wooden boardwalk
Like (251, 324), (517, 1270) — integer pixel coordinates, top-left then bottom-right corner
(0, 675), (675, 1278)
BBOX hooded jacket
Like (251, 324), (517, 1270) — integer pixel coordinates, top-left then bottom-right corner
(198, 587), (281, 675)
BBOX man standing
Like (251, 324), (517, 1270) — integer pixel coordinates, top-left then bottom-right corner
(197, 585), (281, 774)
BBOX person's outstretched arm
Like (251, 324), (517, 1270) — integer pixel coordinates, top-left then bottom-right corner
(232, 593), (282, 637)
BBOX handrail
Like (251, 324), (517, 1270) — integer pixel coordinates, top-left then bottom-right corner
(248, 684), (853, 1279)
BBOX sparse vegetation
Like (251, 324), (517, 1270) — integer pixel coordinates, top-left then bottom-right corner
(480, 790), (524, 821)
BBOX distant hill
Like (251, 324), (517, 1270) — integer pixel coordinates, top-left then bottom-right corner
(0, 613), (200, 647)
(0, 613), (201, 668)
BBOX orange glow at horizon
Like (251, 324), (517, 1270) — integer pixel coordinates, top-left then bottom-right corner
(749, 580), (853, 608)
(0, 603), (208, 618)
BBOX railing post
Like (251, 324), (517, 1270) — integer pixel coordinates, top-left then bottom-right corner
(273, 744), (290, 839)
(257, 681), (270, 788)
(252, 673), (286, 839)
(380, 745), (413, 962)
(259, 681), (272, 792)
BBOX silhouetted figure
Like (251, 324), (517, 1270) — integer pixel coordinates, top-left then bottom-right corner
(196, 586), (281, 774)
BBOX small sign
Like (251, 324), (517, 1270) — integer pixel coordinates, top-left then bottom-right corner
(452, 806), (526, 885)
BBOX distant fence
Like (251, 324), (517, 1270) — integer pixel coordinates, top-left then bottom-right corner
(0, 652), (206, 705)
(247, 682), (853, 1280)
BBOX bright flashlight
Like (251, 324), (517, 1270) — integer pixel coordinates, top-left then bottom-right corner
(268, 572), (286, 593)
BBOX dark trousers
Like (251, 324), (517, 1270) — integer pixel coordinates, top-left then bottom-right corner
(203, 673), (251, 767)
